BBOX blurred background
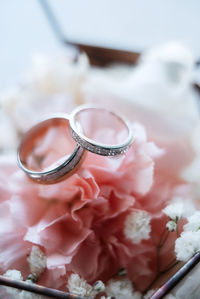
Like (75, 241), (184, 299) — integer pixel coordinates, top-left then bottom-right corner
(1, 2), (200, 297)
(1, 0), (200, 92)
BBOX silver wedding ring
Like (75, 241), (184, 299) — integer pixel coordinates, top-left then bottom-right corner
(69, 105), (133, 156)
(17, 115), (85, 184)
(18, 106), (133, 184)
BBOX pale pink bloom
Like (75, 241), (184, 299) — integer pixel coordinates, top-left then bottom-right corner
(0, 110), (195, 293)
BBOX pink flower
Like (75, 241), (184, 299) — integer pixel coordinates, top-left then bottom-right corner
(0, 121), (162, 290)
(0, 105), (196, 293)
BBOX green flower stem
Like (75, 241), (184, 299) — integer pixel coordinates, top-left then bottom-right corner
(176, 222), (180, 238)
(144, 222), (179, 294)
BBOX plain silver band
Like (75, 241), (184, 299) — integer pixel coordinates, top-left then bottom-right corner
(17, 115), (85, 184)
(69, 105), (134, 156)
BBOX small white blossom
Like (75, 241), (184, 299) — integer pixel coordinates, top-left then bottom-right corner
(163, 198), (195, 222)
(3, 270), (23, 296)
(184, 211), (200, 232)
(117, 268), (127, 276)
(101, 297), (112, 299)
(105, 278), (142, 299)
(26, 273), (38, 283)
(163, 203), (184, 221)
(124, 210), (151, 244)
(19, 290), (43, 299)
(166, 220), (177, 232)
(175, 231), (200, 261)
(67, 274), (93, 297)
(4, 269), (23, 281)
(27, 246), (46, 276)
(93, 280), (105, 292)
(132, 291), (142, 299)
(18, 280), (43, 298)
(173, 197), (196, 217)
(3, 269), (42, 298)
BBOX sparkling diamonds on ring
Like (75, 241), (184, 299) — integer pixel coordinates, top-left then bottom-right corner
(69, 105), (133, 156)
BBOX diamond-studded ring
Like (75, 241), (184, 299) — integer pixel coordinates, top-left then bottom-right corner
(17, 115), (85, 184)
(69, 105), (134, 156)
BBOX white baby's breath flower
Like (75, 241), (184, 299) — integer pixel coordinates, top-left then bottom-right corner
(67, 274), (93, 297)
(184, 211), (200, 232)
(3, 269), (23, 296)
(4, 269), (23, 280)
(166, 220), (177, 232)
(163, 197), (195, 222)
(105, 278), (141, 299)
(3, 269), (43, 298)
(93, 280), (105, 292)
(20, 278), (43, 298)
(175, 231), (200, 261)
(27, 246), (46, 277)
(124, 210), (151, 244)
(117, 268), (127, 276)
(163, 202), (184, 221)
(133, 291), (143, 299)
(173, 197), (196, 217)
(19, 290), (43, 298)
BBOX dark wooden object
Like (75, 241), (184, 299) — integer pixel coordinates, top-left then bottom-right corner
(68, 42), (140, 66)
(0, 275), (87, 299)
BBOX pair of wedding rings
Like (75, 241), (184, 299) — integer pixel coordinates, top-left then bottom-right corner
(18, 105), (133, 184)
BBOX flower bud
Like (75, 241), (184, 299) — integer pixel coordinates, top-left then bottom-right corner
(93, 280), (105, 292)
(117, 268), (127, 276)
(26, 273), (38, 283)
(166, 220), (177, 232)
